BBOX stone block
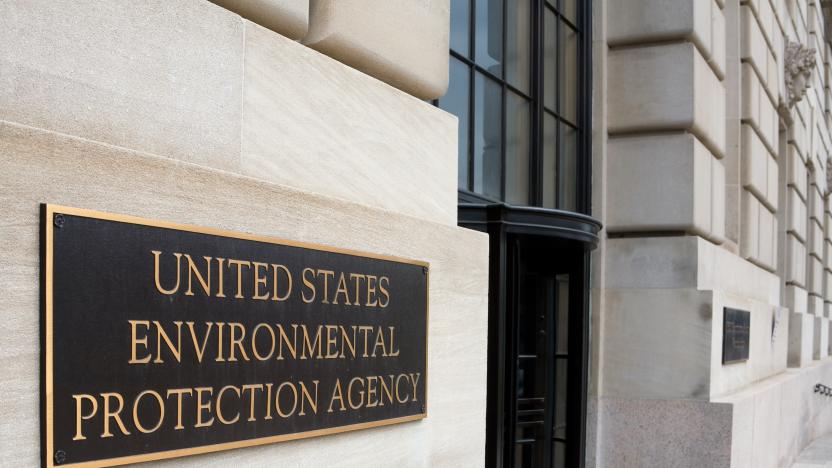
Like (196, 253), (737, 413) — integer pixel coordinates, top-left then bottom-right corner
(605, 237), (698, 290)
(608, 0), (725, 78)
(0, 121), (490, 466)
(810, 294), (825, 316)
(789, 145), (809, 199)
(713, 158), (727, 241)
(815, 317), (830, 359)
(786, 234), (807, 287)
(303, 0), (450, 100)
(787, 284), (809, 315)
(740, 5), (778, 101)
(241, 22), (457, 226)
(810, 256), (824, 297)
(788, 187), (808, 242)
(608, 43), (726, 157)
(607, 133), (722, 241)
(788, 311), (814, 368)
(210, 0), (308, 39)
(811, 185), (825, 223)
(742, 62), (778, 154)
(0, 0), (244, 171)
(603, 288), (713, 400)
(758, 204), (776, 269)
(741, 190), (760, 262)
(741, 124), (777, 210)
(598, 398), (732, 467)
(810, 219), (824, 259)
(711, 0), (727, 78)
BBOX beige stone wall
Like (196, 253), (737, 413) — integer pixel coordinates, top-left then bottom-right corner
(208, 0), (450, 100)
(0, 1), (488, 466)
(594, 0), (832, 466)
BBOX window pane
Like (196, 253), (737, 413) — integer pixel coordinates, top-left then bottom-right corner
(517, 356), (538, 398)
(506, 0), (531, 93)
(558, 123), (578, 211)
(544, 10), (557, 110)
(474, 72), (502, 199)
(556, 274), (569, 354)
(554, 358), (568, 438)
(542, 113), (557, 208)
(561, 0), (578, 25)
(506, 91), (530, 205)
(475, 0), (503, 76)
(553, 441), (567, 468)
(440, 57), (472, 190)
(560, 22), (578, 124)
(450, 0), (471, 56)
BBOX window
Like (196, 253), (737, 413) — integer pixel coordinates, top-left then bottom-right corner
(438, 0), (588, 213)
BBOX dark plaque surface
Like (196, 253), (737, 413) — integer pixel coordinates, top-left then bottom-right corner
(41, 205), (428, 467)
(722, 307), (750, 364)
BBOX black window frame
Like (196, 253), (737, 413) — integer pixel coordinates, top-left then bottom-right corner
(439, 0), (592, 215)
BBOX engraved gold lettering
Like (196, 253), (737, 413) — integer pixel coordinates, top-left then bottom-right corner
(194, 387), (214, 428)
(227, 259), (251, 299)
(251, 323), (276, 361)
(298, 380), (319, 416)
(252, 261), (270, 300)
(378, 276), (390, 307)
(153, 320), (182, 364)
(184, 254), (211, 296)
(271, 264), (292, 302)
(101, 392), (130, 438)
(216, 385), (241, 425)
(242, 384), (264, 422)
(275, 382), (297, 418)
(128, 320), (151, 364)
(133, 390), (164, 434)
(301, 268), (316, 303)
(72, 394), (98, 441)
(152, 251), (181, 295)
(166, 388), (193, 430)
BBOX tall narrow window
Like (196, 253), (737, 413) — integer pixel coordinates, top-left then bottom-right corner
(439, 0), (588, 214)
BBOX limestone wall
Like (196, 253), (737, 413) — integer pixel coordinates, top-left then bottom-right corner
(0, 1), (488, 466)
(594, 0), (832, 466)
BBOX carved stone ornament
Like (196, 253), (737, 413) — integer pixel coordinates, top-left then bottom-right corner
(827, 159), (832, 194)
(784, 40), (816, 108)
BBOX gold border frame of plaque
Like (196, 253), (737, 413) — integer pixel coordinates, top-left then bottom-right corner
(42, 204), (430, 468)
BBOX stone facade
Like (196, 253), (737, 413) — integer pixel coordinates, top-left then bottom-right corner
(594, 0), (832, 466)
(0, 0), (485, 466)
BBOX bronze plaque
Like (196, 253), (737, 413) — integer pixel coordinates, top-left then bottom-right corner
(41, 205), (428, 467)
(722, 307), (750, 364)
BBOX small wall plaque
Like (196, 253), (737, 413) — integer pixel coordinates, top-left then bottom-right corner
(723, 307), (750, 364)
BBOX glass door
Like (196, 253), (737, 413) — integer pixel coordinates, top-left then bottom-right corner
(507, 236), (578, 468)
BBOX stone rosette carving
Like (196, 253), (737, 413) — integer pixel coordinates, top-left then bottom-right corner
(784, 40), (816, 108)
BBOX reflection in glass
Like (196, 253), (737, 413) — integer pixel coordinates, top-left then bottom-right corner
(560, 22), (578, 124)
(558, 123), (577, 211)
(543, 113), (557, 208)
(544, 10), (557, 110)
(554, 358), (568, 438)
(450, 0), (471, 56)
(506, 0), (531, 93)
(561, 0), (578, 25)
(474, 73), (503, 199)
(475, 0), (503, 76)
(506, 92), (530, 205)
(556, 274), (569, 354)
(440, 57), (471, 190)
(553, 441), (567, 468)
(518, 356), (539, 398)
